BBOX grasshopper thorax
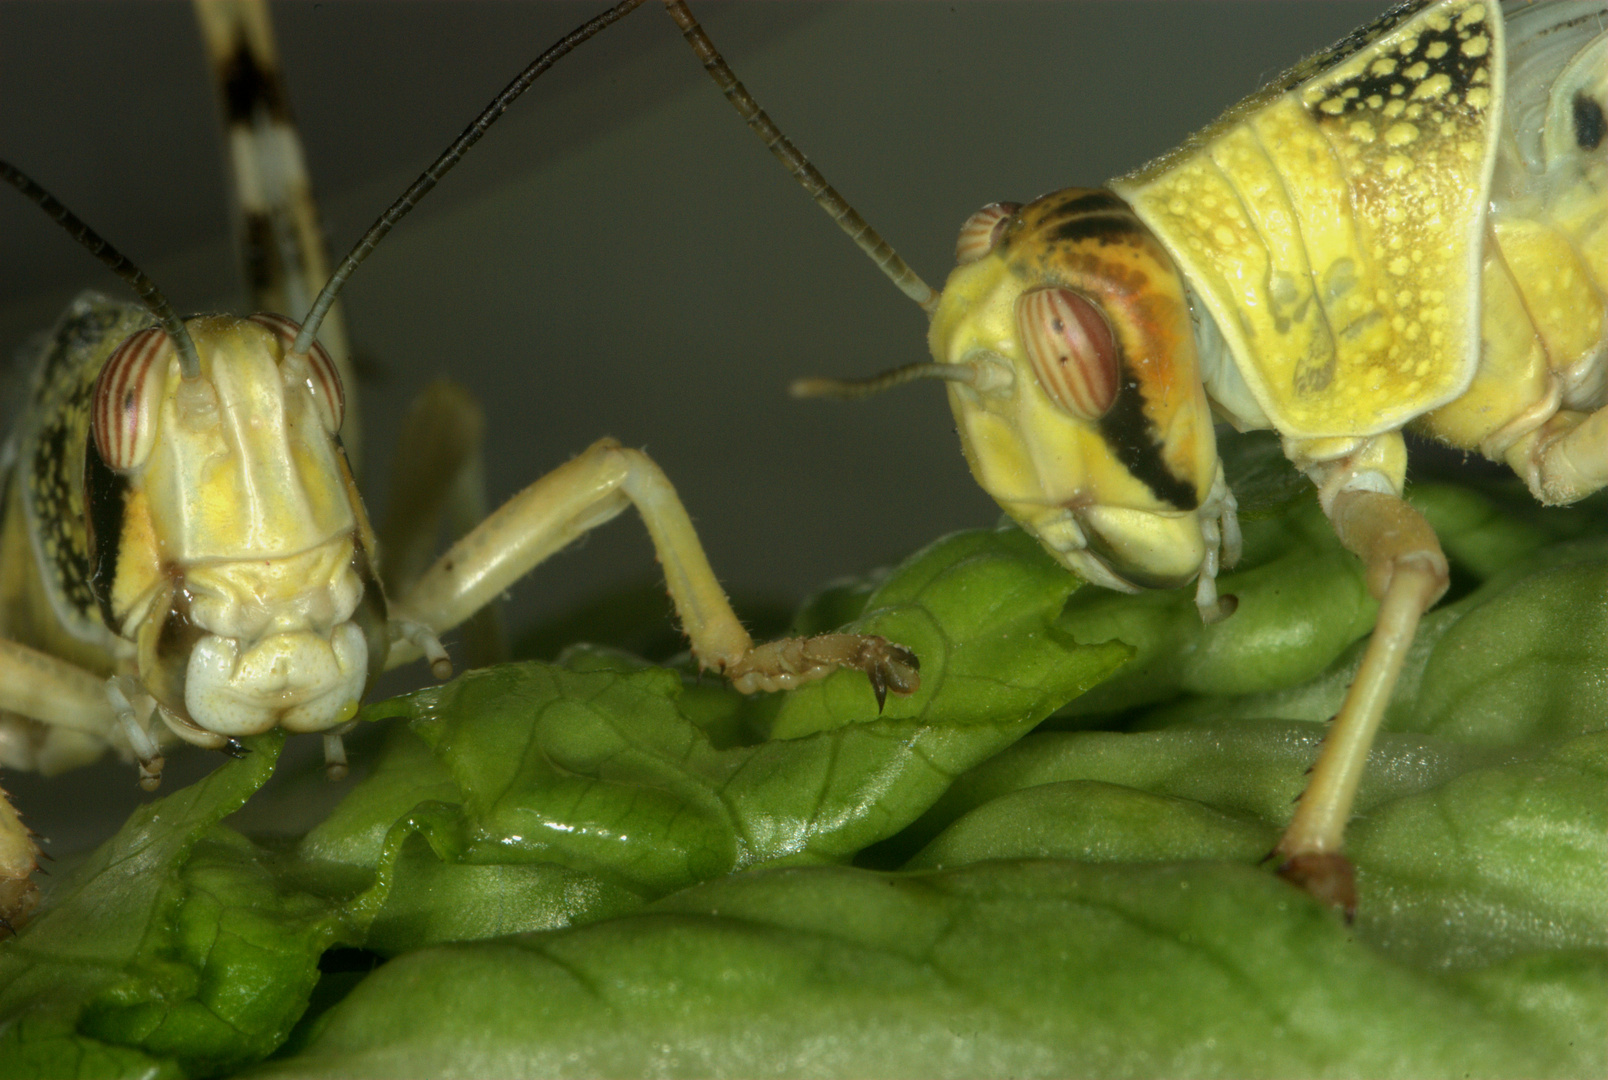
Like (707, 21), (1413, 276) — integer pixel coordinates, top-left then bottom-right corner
(928, 188), (1226, 593)
(85, 314), (387, 746)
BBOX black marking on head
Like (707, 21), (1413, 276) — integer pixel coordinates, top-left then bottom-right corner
(222, 38), (289, 125)
(83, 434), (127, 629)
(1052, 214), (1145, 247)
(1040, 191), (1128, 221)
(1574, 92), (1606, 152)
(1096, 362), (1198, 511)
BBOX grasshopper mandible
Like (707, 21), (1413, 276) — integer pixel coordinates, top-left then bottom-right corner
(660, 0), (1607, 913)
(0, 0), (919, 933)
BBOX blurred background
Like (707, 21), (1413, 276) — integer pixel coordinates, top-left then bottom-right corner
(0, 2), (1380, 854)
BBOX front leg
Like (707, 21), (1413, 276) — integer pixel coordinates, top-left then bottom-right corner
(388, 438), (919, 703)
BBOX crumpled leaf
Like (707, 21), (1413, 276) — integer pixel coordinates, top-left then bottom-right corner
(1, 481), (1600, 1078)
(307, 524), (1127, 909)
(0, 734), (367, 1078)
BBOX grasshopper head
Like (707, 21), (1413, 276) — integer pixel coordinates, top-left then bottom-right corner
(86, 314), (388, 745)
(929, 189), (1225, 593)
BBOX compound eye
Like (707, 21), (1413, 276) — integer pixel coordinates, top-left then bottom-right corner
(1016, 287), (1120, 421)
(955, 202), (1020, 265)
(249, 313), (345, 433)
(92, 327), (174, 472)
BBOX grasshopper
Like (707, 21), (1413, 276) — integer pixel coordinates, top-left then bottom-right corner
(0, 0), (919, 933)
(655, 0), (1607, 913)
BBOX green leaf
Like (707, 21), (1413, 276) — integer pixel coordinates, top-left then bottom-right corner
(257, 861), (1602, 1079)
(297, 725), (461, 870)
(361, 832), (646, 957)
(1350, 733), (1608, 968)
(329, 526), (1128, 903)
(3, 483), (1599, 1077)
(1140, 532), (1607, 745)
(908, 728), (1602, 961)
(1055, 498), (1377, 715)
(0, 734), (362, 1077)
(769, 525), (1129, 738)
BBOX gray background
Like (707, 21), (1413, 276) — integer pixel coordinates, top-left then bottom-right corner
(0, 2), (1379, 853)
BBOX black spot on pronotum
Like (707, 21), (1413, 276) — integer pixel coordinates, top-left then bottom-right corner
(1574, 92), (1605, 152)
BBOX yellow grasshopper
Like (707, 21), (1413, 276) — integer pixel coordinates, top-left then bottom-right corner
(0, 0), (918, 933)
(660, 0), (1607, 913)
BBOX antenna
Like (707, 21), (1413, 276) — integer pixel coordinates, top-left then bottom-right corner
(293, 0), (648, 357)
(1, 161), (204, 379)
(791, 362), (985, 401)
(661, 1), (937, 315)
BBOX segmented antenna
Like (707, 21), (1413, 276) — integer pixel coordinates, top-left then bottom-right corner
(0, 161), (203, 379)
(293, 0), (648, 356)
(662, 1), (937, 315)
(791, 362), (981, 401)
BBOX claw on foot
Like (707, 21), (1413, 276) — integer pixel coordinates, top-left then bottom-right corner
(725, 633), (921, 704)
(1277, 852), (1357, 922)
(863, 639), (921, 711)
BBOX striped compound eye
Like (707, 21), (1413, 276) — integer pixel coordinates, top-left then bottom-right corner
(1015, 287), (1120, 421)
(91, 327), (175, 472)
(955, 202), (1020, 265)
(249, 313), (345, 434)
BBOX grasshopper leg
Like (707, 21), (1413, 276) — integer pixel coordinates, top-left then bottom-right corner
(725, 634), (919, 708)
(1274, 488), (1449, 915)
(1505, 405), (1608, 506)
(379, 381), (504, 672)
(106, 677), (164, 791)
(0, 640), (123, 933)
(322, 725), (354, 782)
(387, 437), (920, 703)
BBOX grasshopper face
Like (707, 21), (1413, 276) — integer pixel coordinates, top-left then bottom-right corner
(928, 189), (1223, 593)
(86, 314), (387, 746)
